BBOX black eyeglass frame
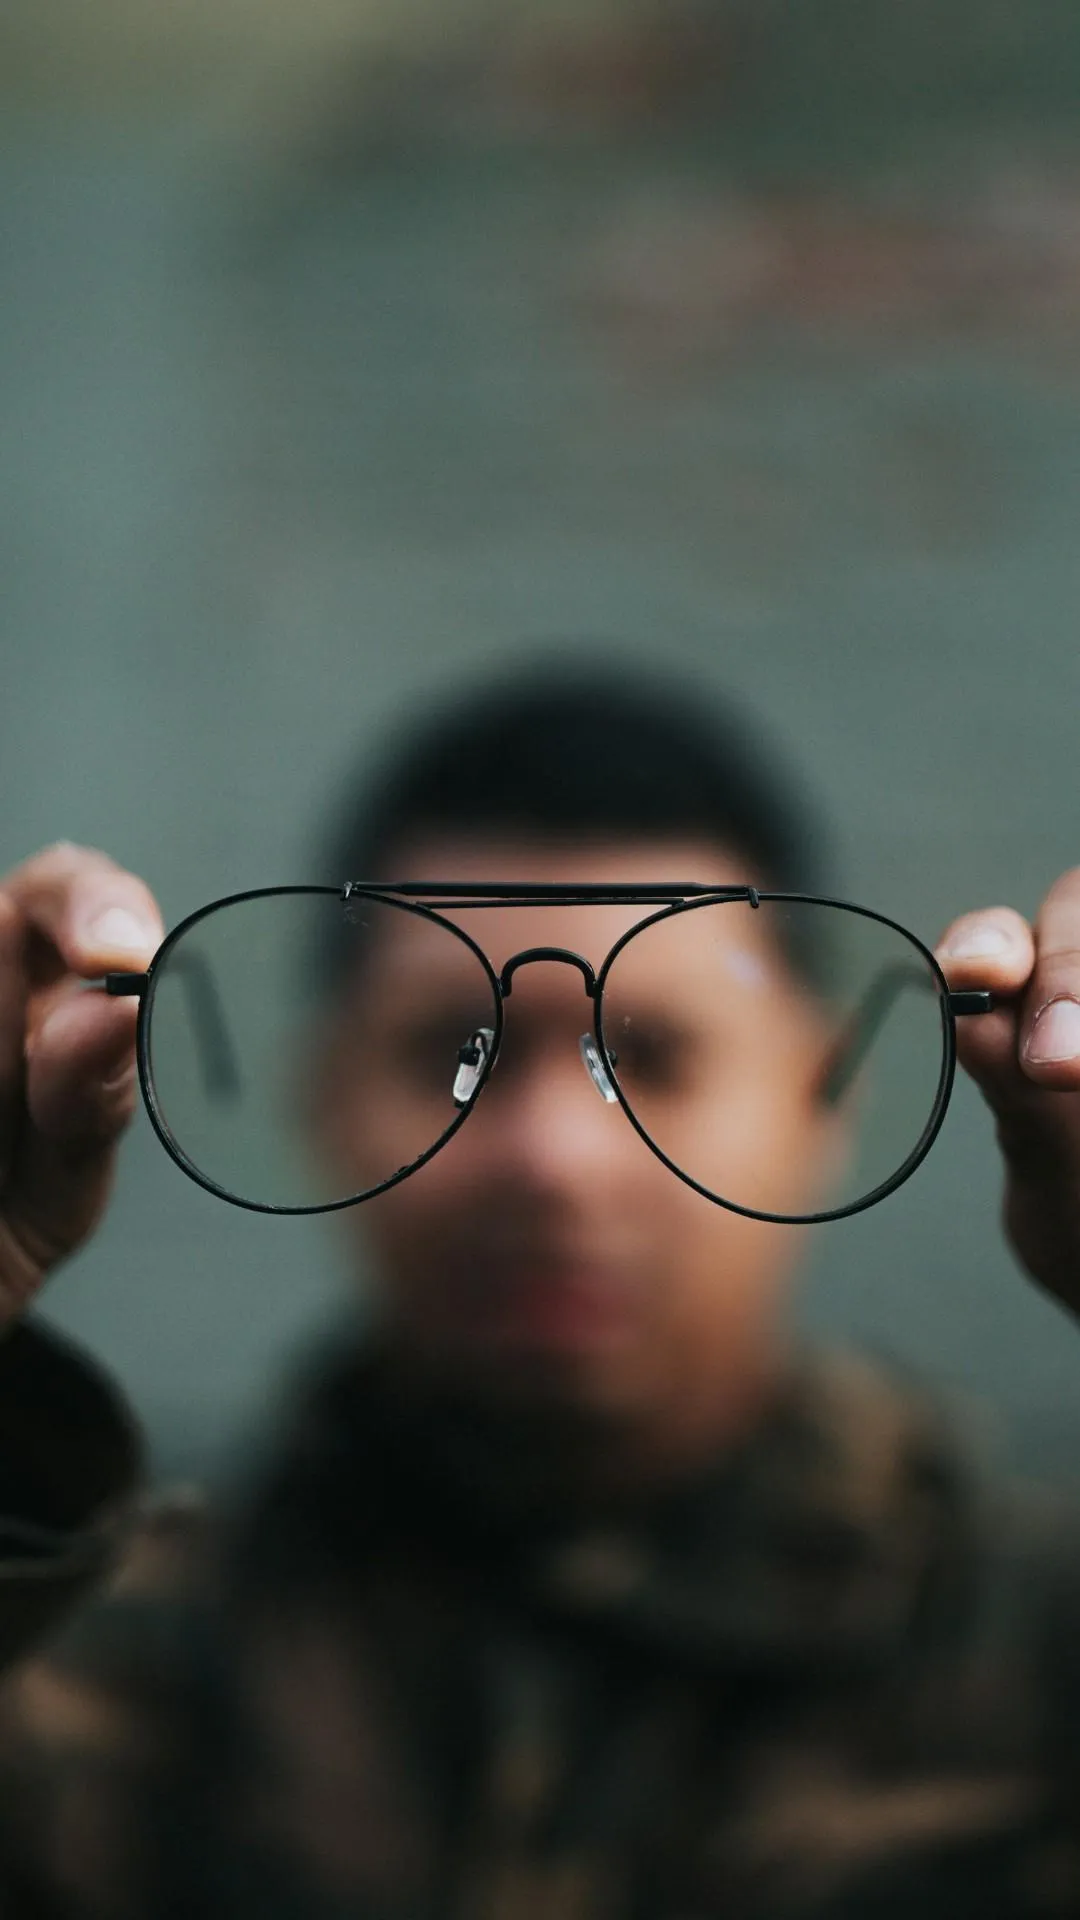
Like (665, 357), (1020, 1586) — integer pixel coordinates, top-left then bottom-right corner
(106, 881), (993, 1226)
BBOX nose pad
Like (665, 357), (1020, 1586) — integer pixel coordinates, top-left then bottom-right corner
(579, 1033), (618, 1104)
(452, 1027), (495, 1108)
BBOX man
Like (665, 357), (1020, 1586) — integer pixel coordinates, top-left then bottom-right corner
(0, 659), (1079, 1918)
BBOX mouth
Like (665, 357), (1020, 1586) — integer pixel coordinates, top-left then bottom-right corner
(439, 1252), (643, 1355)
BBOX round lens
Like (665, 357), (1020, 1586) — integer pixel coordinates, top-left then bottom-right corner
(597, 896), (949, 1222)
(143, 890), (500, 1211)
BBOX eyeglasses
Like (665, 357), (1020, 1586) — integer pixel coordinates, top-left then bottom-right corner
(105, 882), (993, 1225)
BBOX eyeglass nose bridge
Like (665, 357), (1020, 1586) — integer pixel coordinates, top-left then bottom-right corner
(493, 948), (619, 1107)
(497, 947), (598, 998)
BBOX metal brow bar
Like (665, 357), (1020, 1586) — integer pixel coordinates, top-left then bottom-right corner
(342, 882), (756, 906)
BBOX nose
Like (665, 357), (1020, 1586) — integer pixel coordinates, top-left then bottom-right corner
(478, 1057), (626, 1192)
(464, 1013), (628, 1193)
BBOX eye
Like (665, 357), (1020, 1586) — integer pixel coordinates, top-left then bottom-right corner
(610, 1017), (699, 1094)
(374, 1012), (491, 1094)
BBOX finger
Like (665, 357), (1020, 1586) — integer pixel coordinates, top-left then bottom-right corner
(0, 1120), (124, 1319)
(0, 898), (26, 1181)
(934, 907), (1034, 1099)
(940, 987), (1080, 1205)
(949, 999), (1030, 1129)
(935, 906), (1035, 995)
(1014, 865), (1080, 1090)
(0, 990), (141, 1313)
(26, 988), (140, 1149)
(935, 887), (1080, 1289)
(2, 842), (163, 982)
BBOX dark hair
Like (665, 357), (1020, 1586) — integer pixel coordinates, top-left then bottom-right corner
(320, 653), (829, 892)
(310, 654), (833, 997)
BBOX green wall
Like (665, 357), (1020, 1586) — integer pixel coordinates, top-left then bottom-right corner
(4, 34), (1080, 1479)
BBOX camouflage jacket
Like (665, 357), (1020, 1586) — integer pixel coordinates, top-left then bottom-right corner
(0, 1317), (1078, 1920)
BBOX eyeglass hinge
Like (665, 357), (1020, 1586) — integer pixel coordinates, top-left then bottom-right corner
(947, 990), (994, 1015)
(105, 973), (148, 997)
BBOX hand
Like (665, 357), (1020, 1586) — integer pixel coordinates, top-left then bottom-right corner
(0, 843), (163, 1325)
(937, 868), (1080, 1317)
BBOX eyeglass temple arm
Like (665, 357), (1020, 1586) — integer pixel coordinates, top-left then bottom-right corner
(106, 956), (242, 1099)
(817, 967), (993, 1106)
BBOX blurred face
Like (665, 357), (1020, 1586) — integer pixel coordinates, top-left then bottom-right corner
(314, 840), (846, 1468)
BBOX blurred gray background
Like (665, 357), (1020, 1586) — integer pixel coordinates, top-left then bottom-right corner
(4, 0), (1080, 1483)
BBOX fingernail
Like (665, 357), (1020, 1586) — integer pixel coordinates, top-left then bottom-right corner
(1026, 997), (1080, 1064)
(82, 907), (158, 957)
(942, 924), (1011, 959)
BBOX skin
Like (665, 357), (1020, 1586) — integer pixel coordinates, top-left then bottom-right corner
(4, 839), (1080, 1506)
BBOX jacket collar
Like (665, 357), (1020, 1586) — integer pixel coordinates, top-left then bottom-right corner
(247, 1339), (978, 1680)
